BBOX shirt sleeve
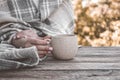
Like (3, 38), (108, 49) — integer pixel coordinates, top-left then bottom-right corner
(0, 20), (31, 44)
(0, 44), (40, 70)
(0, 11), (33, 44)
(38, 0), (75, 36)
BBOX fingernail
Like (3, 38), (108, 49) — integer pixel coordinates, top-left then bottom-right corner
(49, 47), (53, 50)
(48, 51), (51, 53)
(47, 42), (50, 44)
(17, 35), (20, 38)
(24, 36), (27, 39)
(13, 36), (16, 39)
(46, 39), (51, 42)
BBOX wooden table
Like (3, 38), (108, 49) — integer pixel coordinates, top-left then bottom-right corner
(1, 47), (120, 80)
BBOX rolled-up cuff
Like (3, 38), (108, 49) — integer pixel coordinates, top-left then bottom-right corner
(14, 46), (40, 66)
(0, 46), (40, 67)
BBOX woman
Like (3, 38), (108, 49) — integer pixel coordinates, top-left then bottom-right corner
(0, 0), (74, 70)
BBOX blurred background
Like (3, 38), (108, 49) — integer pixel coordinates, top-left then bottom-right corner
(72, 0), (120, 47)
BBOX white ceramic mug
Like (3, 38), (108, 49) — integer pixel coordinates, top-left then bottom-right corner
(51, 34), (78, 60)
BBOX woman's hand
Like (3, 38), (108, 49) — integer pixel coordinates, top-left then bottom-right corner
(12, 30), (53, 58)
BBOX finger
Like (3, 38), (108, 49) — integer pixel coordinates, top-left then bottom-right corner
(16, 32), (25, 39)
(36, 36), (51, 40)
(24, 42), (33, 48)
(43, 36), (52, 39)
(44, 39), (51, 42)
(36, 45), (53, 51)
(37, 37), (51, 42)
(28, 38), (49, 45)
(48, 51), (52, 54)
(39, 54), (46, 58)
(37, 37), (44, 40)
(38, 51), (48, 55)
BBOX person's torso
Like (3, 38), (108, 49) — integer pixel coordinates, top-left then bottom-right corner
(0, 0), (63, 22)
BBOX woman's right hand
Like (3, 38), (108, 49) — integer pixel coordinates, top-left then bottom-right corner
(23, 37), (53, 55)
(11, 30), (53, 58)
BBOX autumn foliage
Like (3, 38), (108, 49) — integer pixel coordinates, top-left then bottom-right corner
(73, 0), (120, 46)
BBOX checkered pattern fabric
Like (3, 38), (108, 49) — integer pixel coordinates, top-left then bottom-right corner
(0, 0), (74, 70)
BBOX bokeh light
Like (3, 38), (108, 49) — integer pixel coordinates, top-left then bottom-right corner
(73, 0), (120, 47)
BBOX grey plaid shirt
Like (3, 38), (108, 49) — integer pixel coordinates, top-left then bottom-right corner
(0, 0), (74, 70)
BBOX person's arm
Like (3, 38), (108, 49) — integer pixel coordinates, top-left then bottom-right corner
(0, 15), (41, 69)
(0, 12), (32, 44)
(0, 0), (74, 43)
(0, 23), (30, 44)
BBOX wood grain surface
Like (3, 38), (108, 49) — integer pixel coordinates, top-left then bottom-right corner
(1, 47), (120, 80)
